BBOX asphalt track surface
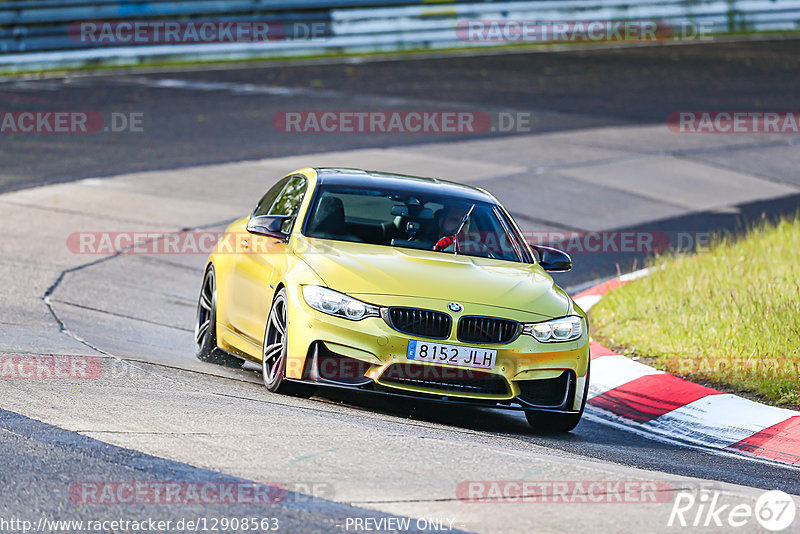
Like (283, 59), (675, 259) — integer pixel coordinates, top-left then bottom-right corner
(2, 38), (800, 532)
(0, 408), (417, 533)
(2, 37), (800, 192)
(2, 37), (800, 289)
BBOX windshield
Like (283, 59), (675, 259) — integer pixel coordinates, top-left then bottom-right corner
(303, 185), (528, 263)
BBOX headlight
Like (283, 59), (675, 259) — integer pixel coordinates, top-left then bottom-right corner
(521, 316), (583, 343)
(301, 285), (380, 321)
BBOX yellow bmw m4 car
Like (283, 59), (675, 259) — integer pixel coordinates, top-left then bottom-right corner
(195, 168), (590, 432)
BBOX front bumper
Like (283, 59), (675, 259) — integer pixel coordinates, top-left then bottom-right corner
(284, 290), (589, 412)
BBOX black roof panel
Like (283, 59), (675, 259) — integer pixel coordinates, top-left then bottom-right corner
(314, 168), (494, 203)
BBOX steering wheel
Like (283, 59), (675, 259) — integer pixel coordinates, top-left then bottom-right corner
(434, 236), (497, 259)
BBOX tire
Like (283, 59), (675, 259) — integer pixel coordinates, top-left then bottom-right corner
(262, 288), (315, 398)
(526, 364), (590, 433)
(195, 265), (244, 368)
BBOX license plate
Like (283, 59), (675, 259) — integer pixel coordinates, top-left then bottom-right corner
(406, 340), (497, 369)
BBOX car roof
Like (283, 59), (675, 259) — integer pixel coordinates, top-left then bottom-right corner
(313, 168), (495, 203)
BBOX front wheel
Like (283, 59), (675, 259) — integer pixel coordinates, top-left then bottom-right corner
(525, 409), (583, 433)
(526, 365), (590, 433)
(262, 288), (315, 398)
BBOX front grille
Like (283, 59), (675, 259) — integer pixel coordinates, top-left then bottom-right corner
(516, 371), (572, 407)
(386, 307), (451, 339)
(457, 316), (519, 344)
(380, 363), (509, 395)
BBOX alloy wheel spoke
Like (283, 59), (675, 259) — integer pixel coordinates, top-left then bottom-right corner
(196, 320), (210, 343)
(199, 292), (212, 311)
(263, 342), (283, 363)
(271, 309), (286, 336)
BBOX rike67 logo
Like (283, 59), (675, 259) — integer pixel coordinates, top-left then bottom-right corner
(669, 490), (796, 531)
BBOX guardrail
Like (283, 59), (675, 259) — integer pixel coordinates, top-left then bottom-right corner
(1, 0), (799, 72)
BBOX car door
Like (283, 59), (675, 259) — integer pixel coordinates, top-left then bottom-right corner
(228, 175), (308, 349)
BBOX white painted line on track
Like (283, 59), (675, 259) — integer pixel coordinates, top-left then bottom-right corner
(640, 394), (798, 449)
(583, 411), (798, 470)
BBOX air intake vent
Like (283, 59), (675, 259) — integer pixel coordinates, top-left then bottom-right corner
(517, 371), (573, 407)
(386, 307), (451, 339)
(380, 363), (509, 396)
(457, 316), (519, 344)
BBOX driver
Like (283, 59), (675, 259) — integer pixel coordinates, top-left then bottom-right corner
(433, 204), (471, 251)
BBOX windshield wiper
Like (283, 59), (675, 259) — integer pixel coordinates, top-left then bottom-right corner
(453, 204), (475, 255)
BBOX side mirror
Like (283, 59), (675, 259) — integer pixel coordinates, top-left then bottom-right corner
(247, 215), (291, 239)
(532, 245), (572, 272)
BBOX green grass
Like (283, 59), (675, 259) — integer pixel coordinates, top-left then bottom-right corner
(590, 215), (800, 408)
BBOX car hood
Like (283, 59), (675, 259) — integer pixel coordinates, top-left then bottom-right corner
(295, 237), (570, 319)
